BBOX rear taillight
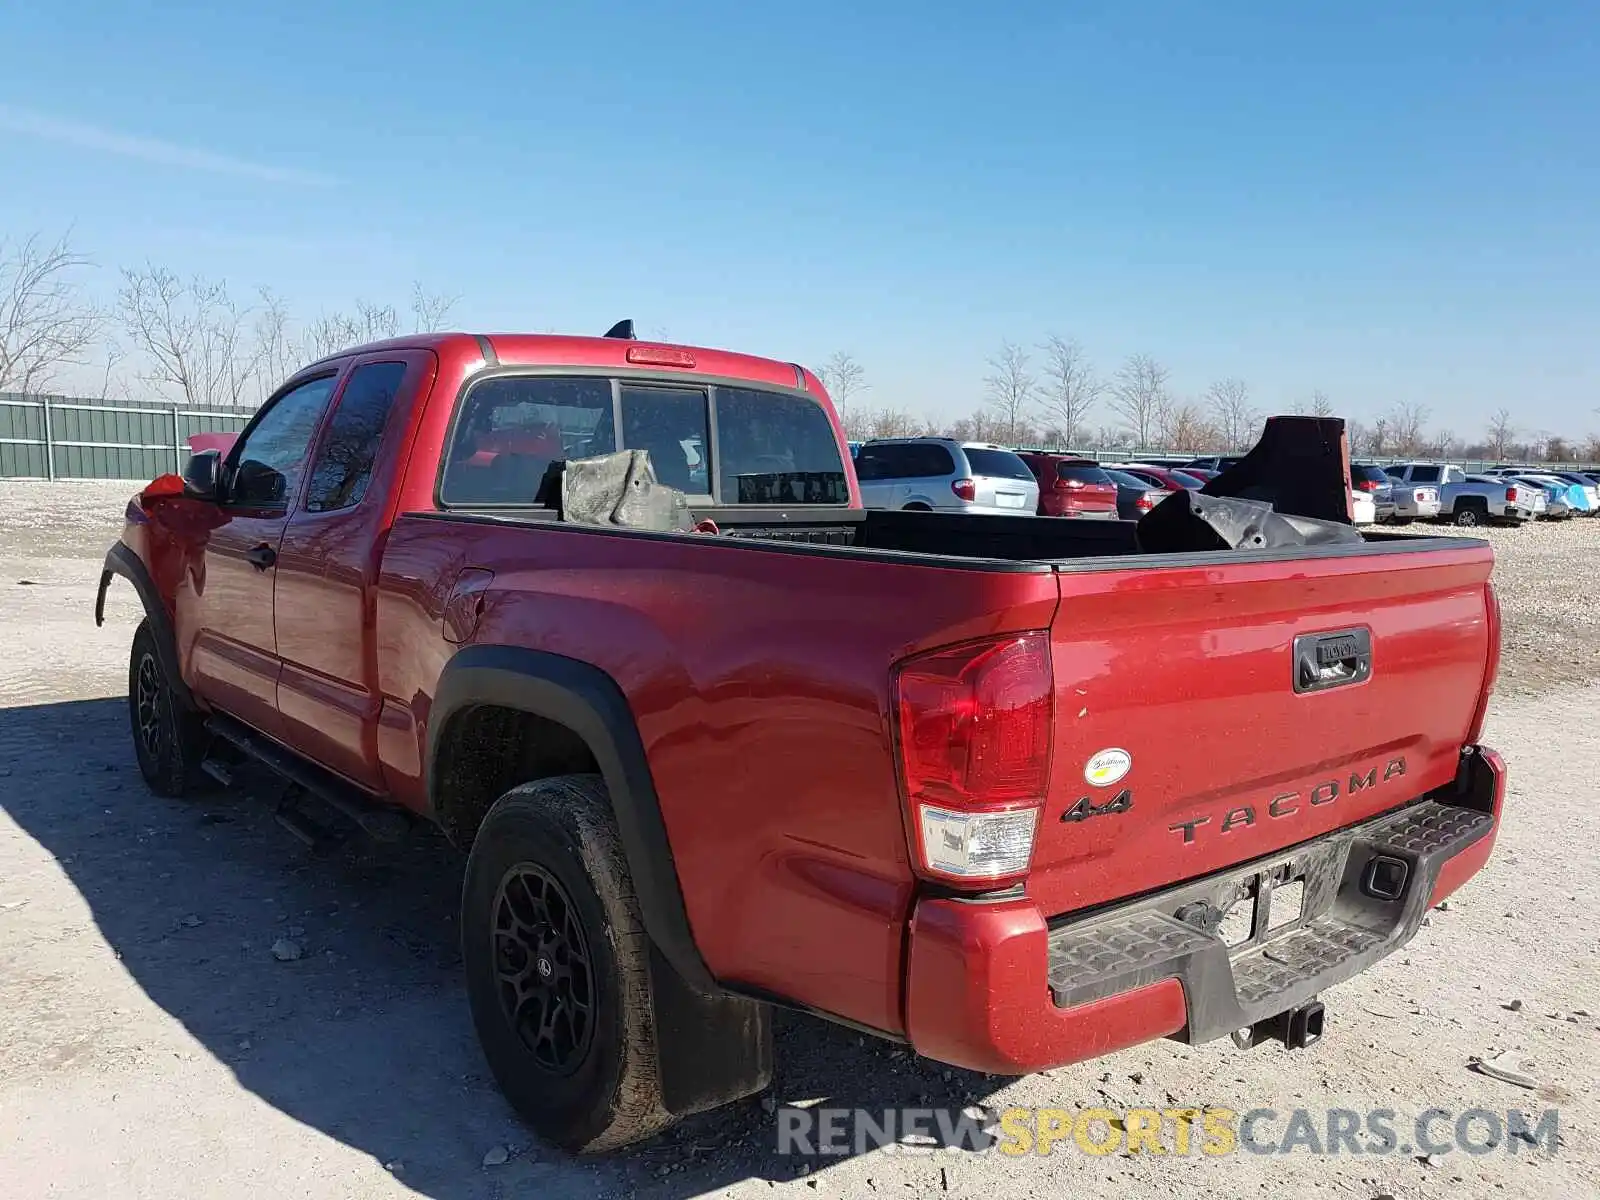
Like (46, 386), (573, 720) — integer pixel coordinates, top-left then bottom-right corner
(1505, 486), (1518, 503)
(1135, 493), (1156, 511)
(1054, 477), (1085, 492)
(1356, 480), (1380, 492)
(893, 633), (1054, 887)
(951, 478), (976, 502)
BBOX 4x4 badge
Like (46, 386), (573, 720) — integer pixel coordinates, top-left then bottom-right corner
(1061, 788), (1132, 823)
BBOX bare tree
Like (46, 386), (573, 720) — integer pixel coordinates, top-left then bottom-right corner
(950, 408), (1004, 444)
(1387, 401), (1431, 456)
(1205, 378), (1258, 450)
(1035, 335), (1101, 447)
(0, 230), (102, 393)
(1308, 389), (1334, 418)
(1159, 401), (1215, 452)
(1546, 434), (1572, 464)
(410, 283), (458, 333)
(1109, 353), (1169, 449)
(298, 301), (400, 362)
(983, 341), (1034, 444)
(117, 266), (272, 408)
(1486, 408), (1516, 460)
(838, 406), (873, 441)
(868, 407), (919, 439)
(1364, 418), (1390, 456)
(817, 352), (868, 408)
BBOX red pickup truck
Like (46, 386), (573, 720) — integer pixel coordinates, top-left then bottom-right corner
(97, 330), (1505, 1153)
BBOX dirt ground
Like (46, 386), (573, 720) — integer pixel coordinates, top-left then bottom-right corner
(1, 481), (1595, 1200)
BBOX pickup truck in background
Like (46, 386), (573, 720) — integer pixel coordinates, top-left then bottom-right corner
(98, 330), (1506, 1152)
(1386, 463), (1536, 527)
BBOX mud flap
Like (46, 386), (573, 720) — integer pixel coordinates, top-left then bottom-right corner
(648, 943), (773, 1116)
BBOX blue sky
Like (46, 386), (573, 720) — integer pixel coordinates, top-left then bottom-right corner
(2, 1), (1596, 434)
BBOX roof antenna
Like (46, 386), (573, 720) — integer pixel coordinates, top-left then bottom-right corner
(603, 319), (636, 340)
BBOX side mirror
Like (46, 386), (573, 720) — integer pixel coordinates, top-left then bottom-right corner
(183, 449), (223, 501)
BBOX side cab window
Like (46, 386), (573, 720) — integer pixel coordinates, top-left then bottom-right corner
(226, 375), (340, 510)
(304, 362), (409, 512)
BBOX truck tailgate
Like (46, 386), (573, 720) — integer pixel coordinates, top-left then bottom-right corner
(1028, 539), (1495, 918)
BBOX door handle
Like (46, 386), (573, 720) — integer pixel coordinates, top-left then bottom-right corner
(246, 543), (277, 571)
(1292, 628), (1372, 693)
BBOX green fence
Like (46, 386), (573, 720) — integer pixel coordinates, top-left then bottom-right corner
(0, 393), (255, 481)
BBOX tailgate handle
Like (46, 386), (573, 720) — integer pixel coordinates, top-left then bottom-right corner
(1293, 628), (1372, 693)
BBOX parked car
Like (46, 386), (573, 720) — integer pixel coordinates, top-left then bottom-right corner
(1385, 463), (1533, 526)
(97, 330), (1506, 1152)
(1544, 472), (1600, 513)
(1485, 467), (1600, 512)
(1015, 453), (1119, 519)
(1489, 475), (1565, 519)
(1513, 474), (1591, 518)
(854, 438), (1039, 515)
(1383, 481), (1442, 524)
(1349, 488), (1376, 525)
(1116, 464), (1210, 492)
(1350, 463), (1397, 522)
(1102, 468), (1172, 519)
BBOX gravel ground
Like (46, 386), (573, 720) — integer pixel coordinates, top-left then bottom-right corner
(0, 481), (1596, 1199)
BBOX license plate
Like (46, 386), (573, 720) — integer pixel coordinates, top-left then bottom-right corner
(995, 493), (1027, 508)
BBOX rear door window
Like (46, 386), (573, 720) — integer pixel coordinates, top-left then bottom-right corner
(715, 387), (847, 504)
(963, 448), (1033, 480)
(1057, 463), (1113, 485)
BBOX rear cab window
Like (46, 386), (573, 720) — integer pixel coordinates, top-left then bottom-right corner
(1056, 462), (1113, 485)
(1409, 466), (1443, 483)
(962, 448), (1033, 481)
(439, 374), (847, 508)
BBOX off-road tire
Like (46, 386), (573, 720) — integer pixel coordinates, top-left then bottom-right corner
(128, 619), (206, 797)
(461, 774), (673, 1153)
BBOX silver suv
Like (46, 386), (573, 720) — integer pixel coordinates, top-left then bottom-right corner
(854, 439), (1040, 515)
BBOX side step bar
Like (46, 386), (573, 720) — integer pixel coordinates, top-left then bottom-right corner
(203, 715), (411, 843)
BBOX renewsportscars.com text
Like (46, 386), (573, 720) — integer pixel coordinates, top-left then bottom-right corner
(775, 1105), (1560, 1158)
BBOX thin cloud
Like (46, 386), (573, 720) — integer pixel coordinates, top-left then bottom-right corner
(0, 104), (333, 185)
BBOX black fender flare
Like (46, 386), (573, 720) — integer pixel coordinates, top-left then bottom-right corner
(97, 543), (196, 710)
(428, 644), (716, 994)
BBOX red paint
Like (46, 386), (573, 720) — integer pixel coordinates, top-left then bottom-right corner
(904, 896), (1188, 1073)
(1016, 453), (1120, 519)
(1429, 746), (1506, 906)
(111, 329), (1504, 1062)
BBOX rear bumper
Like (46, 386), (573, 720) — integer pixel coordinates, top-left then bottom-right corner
(1036, 508), (1113, 521)
(904, 745), (1504, 1074)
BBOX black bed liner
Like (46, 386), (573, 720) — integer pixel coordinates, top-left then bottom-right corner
(409, 505), (1482, 575)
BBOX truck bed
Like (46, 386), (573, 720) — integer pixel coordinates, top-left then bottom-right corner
(379, 505), (1493, 1034)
